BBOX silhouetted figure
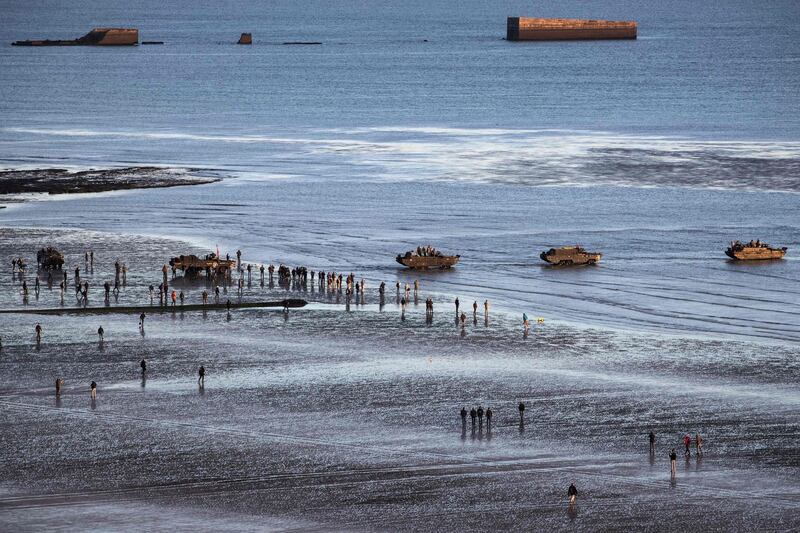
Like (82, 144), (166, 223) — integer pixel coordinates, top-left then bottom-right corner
(460, 406), (467, 431)
(55, 377), (64, 396)
(35, 323), (42, 344)
(97, 326), (104, 342)
(649, 431), (656, 454)
(90, 381), (97, 400)
(198, 365), (205, 386)
(139, 312), (146, 330)
(683, 434), (692, 457)
(518, 401), (525, 422)
(669, 448), (677, 476)
(568, 483), (578, 504)
(140, 359), (147, 373)
(486, 407), (493, 430)
(477, 405), (484, 430)
(455, 297), (459, 314)
(470, 407), (477, 431)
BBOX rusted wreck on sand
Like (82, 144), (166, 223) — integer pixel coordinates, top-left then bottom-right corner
(13, 28), (139, 46)
(169, 253), (236, 278)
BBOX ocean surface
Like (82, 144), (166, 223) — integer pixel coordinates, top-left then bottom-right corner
(1, 1), (799, 530)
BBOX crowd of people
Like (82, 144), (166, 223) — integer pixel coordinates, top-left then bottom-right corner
(8, 244), (713, 510)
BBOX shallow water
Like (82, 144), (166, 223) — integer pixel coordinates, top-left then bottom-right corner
(0, 229), (798, 531)
(1, 0), (799, 529)
(2, 181), (798, 344)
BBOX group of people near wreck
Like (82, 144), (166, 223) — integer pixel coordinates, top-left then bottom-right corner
(731, 239), (767, 249)
(412, 245), (442, 257)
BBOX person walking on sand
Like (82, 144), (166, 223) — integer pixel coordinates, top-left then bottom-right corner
(198, 365), (205, 386)
(669, 448), (677, 476)
(97, 326), (104, 342)
(90, 381), (97, 400)
(683, 434), (691, 457)
(568, 483), (578, 504)
(35, 323), (42, 343)
(695, 434), (703, 455)
(649, 431), (656, 454)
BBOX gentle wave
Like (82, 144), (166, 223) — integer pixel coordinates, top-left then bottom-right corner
(4, 126), (800, 192)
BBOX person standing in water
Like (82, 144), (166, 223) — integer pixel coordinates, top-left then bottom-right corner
(683, 434), (692, 456)
(477, 405), (484, 430)
(455, 297), (459, 314)
(669, 448), (677, 476)
(35, 323), (42, 343)
(139, 313), (146, 330)
(568, 483), (578, 504)
(198, 365), (205, 386)
(518, 402), (525, 423)
(470, 407), (477, 430)
(695, 434), (703, 455)
(649, 431), (656, 454)
(55, 377), (64, 396)
(460, 406), (467, 428)
(90, 381), (97, 400)
(97, 326), (104, 342)
(140, 359), (147, 374)
(472, 301), (478, 316)
(486, 407), (493, 429)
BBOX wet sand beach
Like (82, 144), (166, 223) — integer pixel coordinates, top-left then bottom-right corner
(0, 228), (798, 531)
